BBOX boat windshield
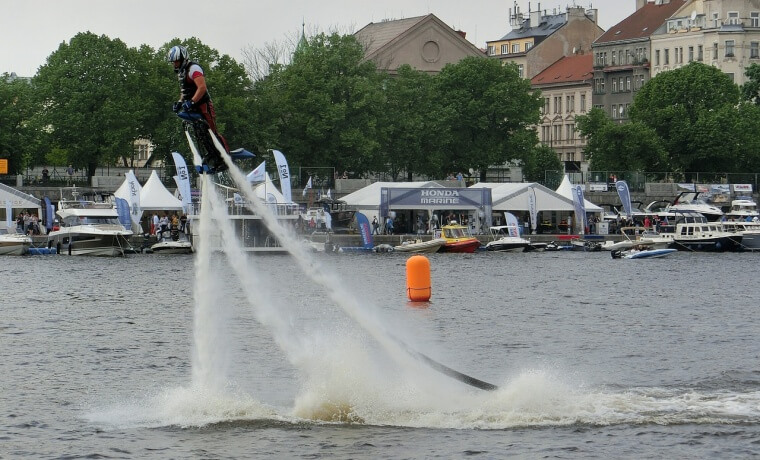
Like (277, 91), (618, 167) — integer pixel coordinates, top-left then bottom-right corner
(64, 216), (121, 226)
(444, 227), (469, 238)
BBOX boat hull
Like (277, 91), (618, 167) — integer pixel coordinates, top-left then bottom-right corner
(0, 239), (32, 255)
(47, 230), (132, 256)
(669, 235), (742, 252)
(624, 248), (677, 259)
(485, 242), (529, 252)
(439, 239), (481, 253)
(151, 242), (193, 254)
(394, 238), (445, 253)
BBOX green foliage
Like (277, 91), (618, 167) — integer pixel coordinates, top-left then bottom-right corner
(576, 108), (666, 171)
(0, 75), (35, 174)
(435, 58), (542, 181)
(742, 63), (760, 104)
(521, 144), (562, 183)
(631, 62), (740, 172)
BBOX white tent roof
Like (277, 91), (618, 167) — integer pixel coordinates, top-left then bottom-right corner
(114, 174), (142, 202)
(555, 175), (603, 212)
(340, 181), (445, 211)
(469, 182), (580, 212)
(253, 174), (291, 203)
(139, 170), (183, 211)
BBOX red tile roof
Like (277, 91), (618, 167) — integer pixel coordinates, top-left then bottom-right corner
(595, 0), (686, 44)
(531, 54), (593, 86)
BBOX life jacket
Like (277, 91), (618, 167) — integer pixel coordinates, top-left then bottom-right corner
(178, 61), (211, 105)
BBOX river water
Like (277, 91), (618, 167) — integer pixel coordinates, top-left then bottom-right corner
(3, 248), (759, 458)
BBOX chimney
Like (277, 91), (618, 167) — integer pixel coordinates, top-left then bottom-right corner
(586, 8), (598, 24)
(530, 8), (542, 27)
(636, 0), (648, 10)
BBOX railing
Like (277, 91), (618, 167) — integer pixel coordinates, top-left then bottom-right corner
(543, 170), (760, 192)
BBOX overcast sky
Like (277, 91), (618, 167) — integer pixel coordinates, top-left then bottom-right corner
(2, 0), (636, 76)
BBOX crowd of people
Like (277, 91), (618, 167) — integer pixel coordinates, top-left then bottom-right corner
(16, 212), (42, 235)
(148, 212), (188, 241)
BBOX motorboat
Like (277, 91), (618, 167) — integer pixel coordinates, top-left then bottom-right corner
(151, 231), (193, 254)
(659, 211), (742, 252)
(599, 239), (636, 251)
(0, 230), (32, 255)
(647, 192), (724, 222)
(484, 226), (531, 252)
(46, 187), (134, 256)
(724, 198), (759, 221)
(720, 220), (760, 250)
(393, 238), (446, 253)
(436, 222), (481, 253)
(611, 248), (677, 259)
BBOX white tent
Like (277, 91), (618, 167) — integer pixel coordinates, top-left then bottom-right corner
(555, 175), (603, 212)
(252, 174), (291, 204)
(469, 182), (578, 212)
(0, 183), (42, 231)
(340, 181), (445, 213)
(139, 171), (183, 211)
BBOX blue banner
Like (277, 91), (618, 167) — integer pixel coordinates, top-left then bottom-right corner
(355, 212), (373, 249)
(572, 184), (587, 233)
(115, 198), (131, 229)
(44, 197), (55, 231)
(615, 181), (632, 218)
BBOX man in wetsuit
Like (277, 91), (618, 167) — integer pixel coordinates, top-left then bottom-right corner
(168, 45), (230, 154)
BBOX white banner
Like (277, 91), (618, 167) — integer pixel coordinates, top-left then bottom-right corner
(302, 176), (312, 197)
(527, 186), (537, 233)
(171, 152), (191, 214)
(272, 150), (292, 203)
(5, 200), (12, 228)
(124, 170), (142, 231)
(247, 161), (266, 182)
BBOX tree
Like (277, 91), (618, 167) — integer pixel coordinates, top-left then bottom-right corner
(250, 33), (385, 175)
(0, 74), (35, 174)
(521, 144), (563, 183)
(33, 32), (171, 177)
(576, 108), (667, 171)
(630, 62), (740, 172)
(741, 63), (760, 104)
(376, 65), (446, 181)
(434, 57), (542, 181)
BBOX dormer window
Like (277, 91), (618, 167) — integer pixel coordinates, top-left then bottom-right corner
(727, 11), (740, 25)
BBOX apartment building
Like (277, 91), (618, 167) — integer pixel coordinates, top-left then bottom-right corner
(650, 0), (760, 85)
(531, 54), (594, 172)
(487, 4), (603, 79)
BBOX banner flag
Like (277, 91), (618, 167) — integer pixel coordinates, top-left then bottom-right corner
(615, 180), (633, 219)
(272, 150), (292, 202)
(115, 198), (132, 229)
(44, 197), (55, 231)
(302, 176), (312, 197)
(572, 184), (587, 234)
(5, 200), (12, 229)
(355, 212), (373, 248)
(124, 170), (142, 231)
(528, 186), (538, 233)
(247, 161), (266, 183)
(503, 212), (520, 236)
(171, 152), (191, 214)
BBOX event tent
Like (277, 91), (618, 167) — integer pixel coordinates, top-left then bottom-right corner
(0, 183), (42, 231)
(340, 181), (446, 214)
(469, 182), (579, 212)
(555, 175), (603, 212)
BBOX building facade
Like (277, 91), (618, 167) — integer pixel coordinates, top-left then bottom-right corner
(531, 55), (594, 172)
(650, 0), (760, 85)
(487, 5), (603, 79)
(591, 0), (686, 122)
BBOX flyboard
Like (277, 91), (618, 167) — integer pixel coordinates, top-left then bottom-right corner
(179, 114), (499, 392)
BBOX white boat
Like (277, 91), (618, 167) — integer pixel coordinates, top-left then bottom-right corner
(151, 231), (193, 254)
(46, 187), (134, 256)
(659, 211), (742, 252)
(0, 230), (32, 255)
(484, 225), (531, 252)
(647, 192), (724, 222)
(393, 238), (446, 253)
(612, 248), (677, 259)
(724, 198), (759, 221)
(599, 239), (636, 251)
(720, 220), (760, 250)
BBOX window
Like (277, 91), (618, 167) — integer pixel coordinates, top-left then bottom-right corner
(543, 97), (550, 115)
(611, 105), (618, 119)
(566, 95), (574, 113)
(752, 12), (760, 27)
(517, 64), (524, 78)
(655, 49), (660, 66)
(580, 94), (586, 112)
(612, 51), (617, 65)
(727, 11), (739, 25)
(688, 46), (694, 62)
(698, 45), (703, 61)
(525, 42), (533, 51)
(714, 42), (719, 60)
(553, 124), (562, 142)
(612, 78), (617, 93)
(626, 76), (631, 91)
(566, 124), (574, 141)
(501, 44), (509, 54)
(679, 47), (684, 64)
(665, 49), (670, 65)
(487, 45), (495, 55)
(752, 42), (759, 59)
(713, 12), (721, 28)
(725, 72), (735, 82)
(726, 40), (735, 57)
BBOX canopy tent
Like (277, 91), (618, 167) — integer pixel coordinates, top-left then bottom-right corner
(0, 183), (42, 231)
(340, 181), (446, 213)
(470, 182), (579, 212)
(556, 175), (603, 212)
(137, 171), (183, 211)
(252, 174), (291, 204)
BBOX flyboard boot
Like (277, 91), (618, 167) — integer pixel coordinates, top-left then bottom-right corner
(177, 110), (255, 174)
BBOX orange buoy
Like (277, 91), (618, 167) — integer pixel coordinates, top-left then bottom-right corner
(406, 255), (431, 302)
